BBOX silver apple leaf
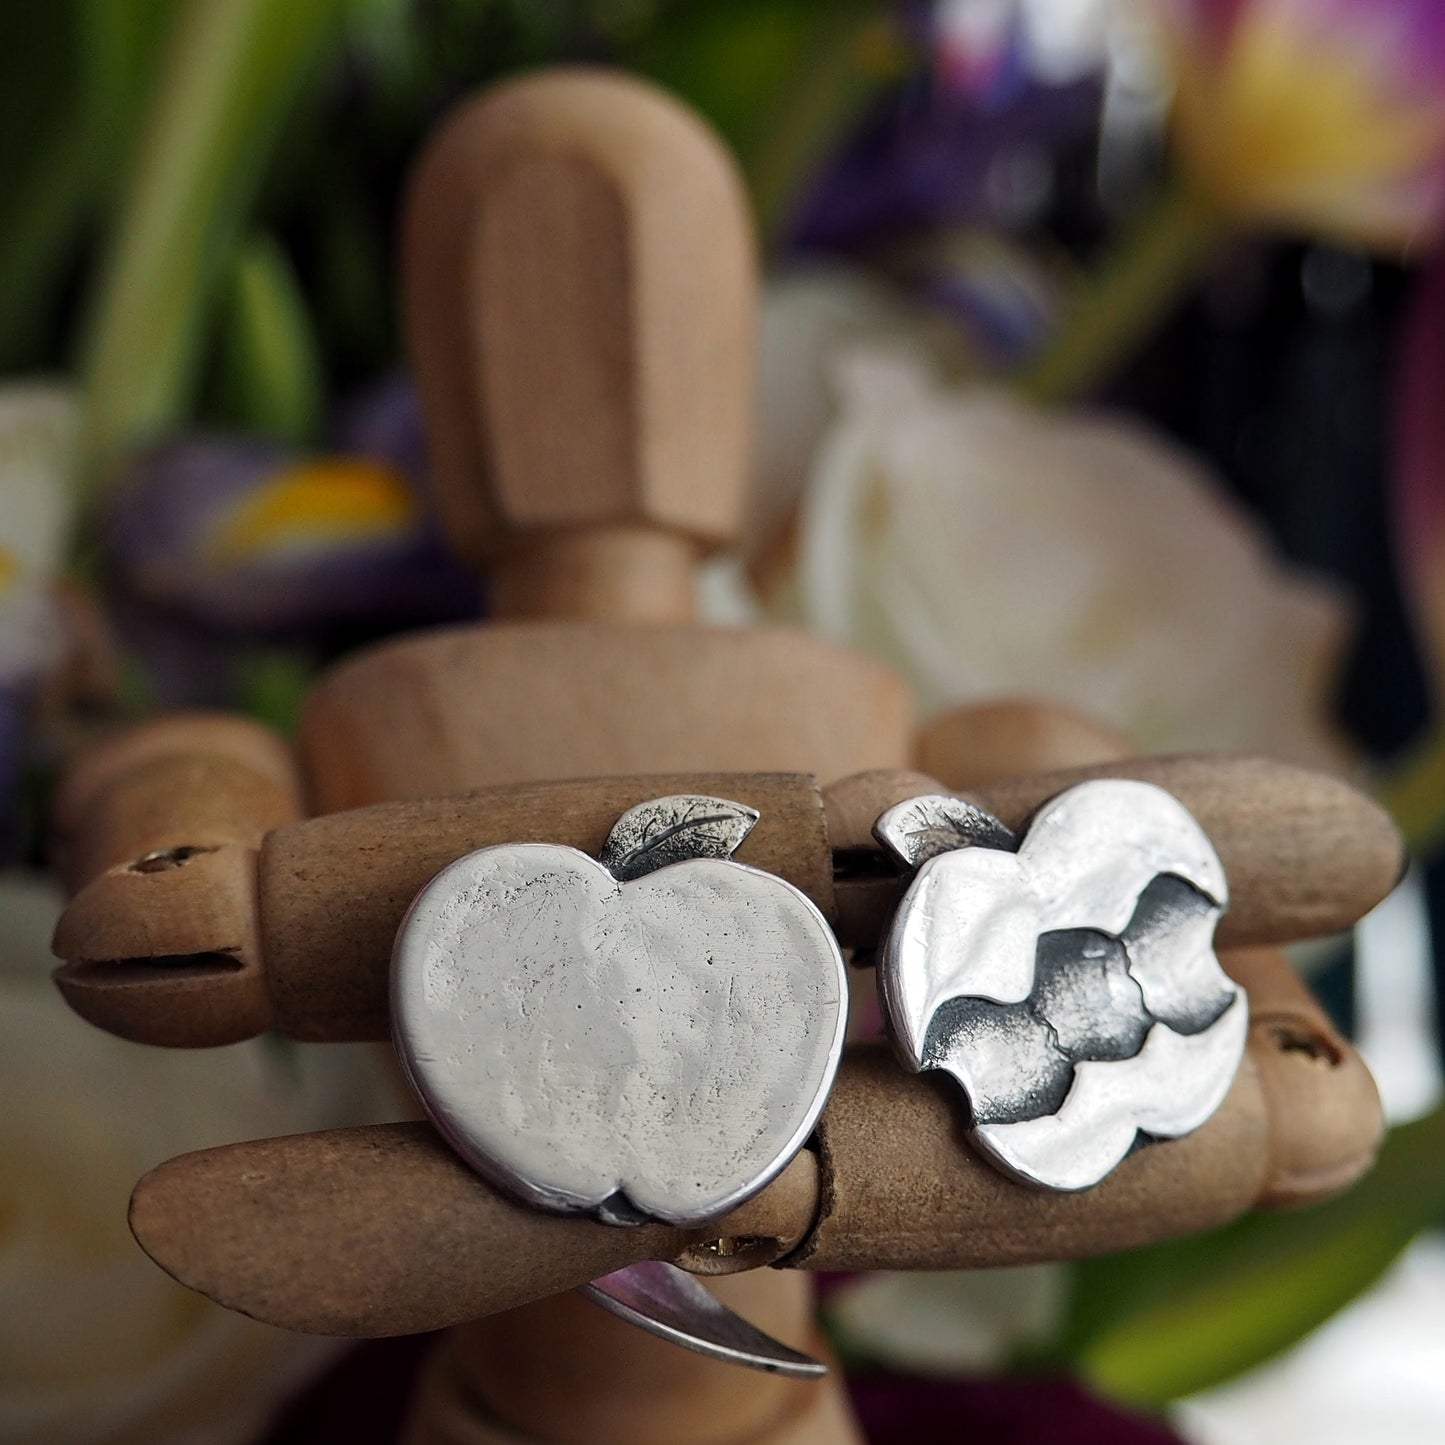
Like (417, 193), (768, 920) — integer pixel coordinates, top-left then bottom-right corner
(599, 794), (760, 881)
(873, 794), (1018, 870)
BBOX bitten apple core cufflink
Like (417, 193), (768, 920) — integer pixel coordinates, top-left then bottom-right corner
(875, 779), (1247, 1192)
(391, 794), (848, 1229)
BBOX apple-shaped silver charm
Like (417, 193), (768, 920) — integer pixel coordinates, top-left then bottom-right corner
(392, 794), (848, 1229)
(875, 779), (1247, 1192)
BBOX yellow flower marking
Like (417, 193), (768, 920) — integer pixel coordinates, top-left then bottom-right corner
(208, 458), (420, 566)
(1169, 9), (1445, 245)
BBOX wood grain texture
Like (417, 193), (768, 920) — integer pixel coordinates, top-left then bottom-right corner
(262, 771), (831, 1041)
(1225, 947), (1385, 1207)
(53, 844), (273, 1046)
(831, 756), (1403, 950)
(914, 699), (1132, 788)
(795, 1043), (1269, 1272)
(401, 69), (754, 567)
(50, 712), (301, 893)
(48, 713), (299, 1045)
(60, 755), (1403, 1047)
(298, 623), (912, 810)
(822, 769), (944, 853)
(487, 526), (699, 622)
(129, 1124), (820, 1337)
(128, 954), (1383, 1339)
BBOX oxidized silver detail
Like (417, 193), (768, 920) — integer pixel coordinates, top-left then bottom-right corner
(874, 793), (1018, 866)
(392, 795), (848, 1229)
(597, 794), (760, 880)
(875, 780), (1246, 1191)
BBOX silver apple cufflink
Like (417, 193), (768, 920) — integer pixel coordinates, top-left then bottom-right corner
(874, 779), (1247, 1192)
(392, 792), (847, 1228)
(392, 793), (846, 1377)
(391, 778), (1247, 1373)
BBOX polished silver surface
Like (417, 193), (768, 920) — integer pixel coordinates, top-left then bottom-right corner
(877, 780), (1246, 1191)
(392, 795), (848, 1228)
(582, 1261), (827, 1378)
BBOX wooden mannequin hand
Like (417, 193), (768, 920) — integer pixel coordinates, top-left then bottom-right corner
(52, 746), (1400, 1045)
(48, 719), (1398, 1335)
(122, 943), (1380, 1336)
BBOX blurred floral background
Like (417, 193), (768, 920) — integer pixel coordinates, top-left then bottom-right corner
(5, 0), (1445, 1441)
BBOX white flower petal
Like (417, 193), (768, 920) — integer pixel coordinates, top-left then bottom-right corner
(781, 359), (1353, 768)
(0, 582), (67, 685)
(751, 272), (961, 557)
(0, 871), (400, 1443)
(0, 383), (77, 576)
(828, 1261), (1067, 1374)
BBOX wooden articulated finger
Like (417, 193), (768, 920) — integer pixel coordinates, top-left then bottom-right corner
(974, 755), (1402, 946)
(48, 713), (301, 1046)
(827, 755), (1403, 951)
(128, 1124), (822, 1337)
(795, 957), (1384, 1270)
(52, 770), (831, 1047)
(50, 712), (303, 893)
(53, 844), (274, 1046)
(261, 771), (832, 1040)
(57, 755), (1401, 1048)
(792, 1043), (1269, 1273)
(1224, 947), (1385, 1207)
(132, 953), (1381, 1337)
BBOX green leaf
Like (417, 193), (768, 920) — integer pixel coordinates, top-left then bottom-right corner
(211, 233), (325, 443)
(0, 0), (181, 368)
(1057, 1106), (1445, 1405)
(0, 0), (79, 198)
(77, 0), (347, 487)
(0, 0), (85, 366)
(232, 647), (317, 737)
(1377, 726), (1445, 857)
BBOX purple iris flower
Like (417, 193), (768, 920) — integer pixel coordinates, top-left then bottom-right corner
(786, 10), (1103, 259)
(103, 377), (480, 641)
